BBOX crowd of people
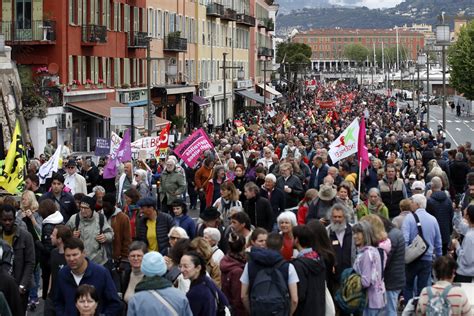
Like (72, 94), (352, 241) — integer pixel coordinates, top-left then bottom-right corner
(1, 80), (474, 316)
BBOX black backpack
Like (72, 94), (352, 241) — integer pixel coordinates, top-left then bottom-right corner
(250, 260), (290, 316)
(75, 211), (105, 234)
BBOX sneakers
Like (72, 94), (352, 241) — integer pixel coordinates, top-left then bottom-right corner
(28, 298), (39, 311)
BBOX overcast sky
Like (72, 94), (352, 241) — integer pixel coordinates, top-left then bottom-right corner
(329, 0), (404, 8)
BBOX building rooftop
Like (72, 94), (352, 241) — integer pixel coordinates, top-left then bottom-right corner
(296, 28), (424, 37)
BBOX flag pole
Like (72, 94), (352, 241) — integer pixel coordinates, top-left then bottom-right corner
(214, 148), (224, 165)
(357, 157), (362, 206)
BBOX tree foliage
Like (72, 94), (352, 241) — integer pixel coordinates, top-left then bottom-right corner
(344, 44), (370, 65)
(276, 42), (312, 84)
(448, 20), (474, 100)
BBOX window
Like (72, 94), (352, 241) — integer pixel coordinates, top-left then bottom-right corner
(69, 0), (78, 25)
(16, 0), (32, 29)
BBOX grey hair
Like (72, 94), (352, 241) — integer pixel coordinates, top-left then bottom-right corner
(203, 227), (221, 243)
(352, 221), (378, 247)
(411, 194), (427, 209)
(368, 187), (381, 197)
(456, 152), (464, 161)
(92, 185), (106, 193)
(277, 211), (297, 227)
(168, 226), (189, 239)
(431, 176), (443, 191)
(135, 169), (147, 181)
(330, 203), (351, 222)
(128, 240), (148, 254)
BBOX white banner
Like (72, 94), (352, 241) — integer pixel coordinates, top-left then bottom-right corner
(38, 145), (63, 184)
(328, 118), (360, 163)
(110, 134), (159, 159)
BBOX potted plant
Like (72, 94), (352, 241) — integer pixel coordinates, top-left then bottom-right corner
(85, 79), (93, 89)
(72, 79), (81, 90)
(97, 78), (104, 88)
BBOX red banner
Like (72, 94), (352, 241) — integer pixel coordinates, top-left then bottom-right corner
(155, 123), (171, 158)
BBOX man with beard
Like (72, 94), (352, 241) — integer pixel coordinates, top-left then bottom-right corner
(326, 204), (356, 286)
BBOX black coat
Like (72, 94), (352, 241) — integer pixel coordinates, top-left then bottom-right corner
(244, 196), (274, 231)
(426, 191), (454, 246)
(276, 175), (304, 209)
(260, 187), (286, 219)
(384, 227), (406, 291)
(135, 212), (174, 255)
(0, 270), (22, 316)
(292, 255), (326, 316)
(40, 192), (77, 223)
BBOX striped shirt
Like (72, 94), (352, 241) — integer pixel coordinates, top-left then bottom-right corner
(416, 281), (472, 316)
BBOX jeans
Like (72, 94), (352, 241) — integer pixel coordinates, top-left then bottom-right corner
(363, 307), (382, 316)
(404, 259), (432, 302)
(29, 265), (41, 302)
(384, 289), (401, 315)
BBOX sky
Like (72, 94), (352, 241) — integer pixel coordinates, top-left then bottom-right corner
(329, 0), (405, 9)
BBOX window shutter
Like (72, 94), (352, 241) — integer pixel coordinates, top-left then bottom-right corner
(68, 55), (74, 84)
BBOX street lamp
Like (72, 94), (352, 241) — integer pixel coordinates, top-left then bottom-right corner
(417, 52), (427, 110)
(409, 64), (415, 105)
(436, 20), (450, 130)
(221, 53), (244, 122)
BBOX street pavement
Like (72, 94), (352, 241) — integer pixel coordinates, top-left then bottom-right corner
(427, 104), (474, 146)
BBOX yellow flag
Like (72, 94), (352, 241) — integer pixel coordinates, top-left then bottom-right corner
(0, 120), (27, 194)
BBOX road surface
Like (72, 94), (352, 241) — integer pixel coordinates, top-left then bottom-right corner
(428, 104), (474, 146)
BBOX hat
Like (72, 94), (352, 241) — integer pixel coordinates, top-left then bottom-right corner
(80, 196), (96, 210)
(318, 184), (337, 201)
(137, 197), (157, 208)
(66, 159), (77, 167)
(200, 207), (221, 221)
(141, 252), (167, 277)
(412, 181), (425, 191)
(409, 174), (417, 180)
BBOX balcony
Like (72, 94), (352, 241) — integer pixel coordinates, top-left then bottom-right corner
(82, 24), (107, 45)
(128, 31), (148, 48)
(163, 35), (187, 52)
(0, 20), (56, 44)
(266, 18), (275, 31)
(257, 18), (267, 29)
(206, 3), (224, 17)
(236, 13), (256, 27)
(258, 47), (274, 57)
(221, 8), (237, 21)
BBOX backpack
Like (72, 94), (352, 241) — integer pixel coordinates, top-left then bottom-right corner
(425, 285), (453, 316)
(250, 260), (290, 316)
(75, 211), (105, 234)
(334, 268), (367, 314)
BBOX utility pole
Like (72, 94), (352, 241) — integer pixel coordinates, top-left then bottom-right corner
(220, 52), (242, 122)
(147, 38), (152, 135)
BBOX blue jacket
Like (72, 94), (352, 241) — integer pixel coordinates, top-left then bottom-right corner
(174, 215), (196, 239)
(402, 209), (442, 262)
(426, 191), (454, 246)
(40, 191), (77, 223)
(309, 164), (329, 190)
(54, 258), (123, 316)
(187, 276), (229, 316)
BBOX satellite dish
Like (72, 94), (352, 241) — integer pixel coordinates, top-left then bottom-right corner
(48, 63), (59, 75)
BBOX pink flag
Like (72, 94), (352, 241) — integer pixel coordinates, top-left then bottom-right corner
(103, 129), (132, 179)
(357, 117), (370, 173)
(173, 128), (214, 168)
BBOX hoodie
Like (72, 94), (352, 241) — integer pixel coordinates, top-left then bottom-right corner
(247, 247), (289, 287)
(427, 190), (454, 246)
(39, 211), (64, 268)
(220, 254), (248, 316)
(292, 248), (326, 316)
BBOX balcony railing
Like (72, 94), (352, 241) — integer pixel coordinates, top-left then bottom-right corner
(128, 31), (148, 48)
(258, 47), (274, 57)
(164, 36), (187, 52)
(0, 20), (56, 43)
(206, 3), (225, 17)
(257, 18), (267, 29)
(266, 18), (274, 31)
(82, 24), (107, 44)
(236, 13), (256, 27)
(221, 8), (237, 21)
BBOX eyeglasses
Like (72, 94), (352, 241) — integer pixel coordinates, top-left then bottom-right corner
(67, 166), (75, 169)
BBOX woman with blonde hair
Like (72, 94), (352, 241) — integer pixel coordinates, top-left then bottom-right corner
(360, 214), (392, 261)
(20, 190), (43, 308)
(213, 181), (242, 226)
(189, 237), (222, 288)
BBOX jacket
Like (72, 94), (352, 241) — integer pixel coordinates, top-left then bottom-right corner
(243, 195), (274, 232)
(327, 224), (356, 283)
(292, 249), (326, 316)
(127, 275), (193, 316)
(309, 164), (329, 190)
(276, 174), (304, 209)
(426, 190), (454, 247)
(247, 247), (290, 287)
(38, 211), (64, 269)
(260, 187), (286, 219)
(450, 160), (470, 192)
(64, 172), (87, 195)
(378, 176), (407, 218)
(306, 197), (344, 222)
(159, 168), (186, 204)
(0, 226), (35, 289)
(66, 211), (114, 265)
(353, 246), (385, 309)
(174, 214), (196, 239)
(135, 212), (174, 254)
(194, 165), (213, 190)
(220, 254), (248, 316)
(384, 226), (406, 291)
(0, 270), (21, 316)
(108, 207), (132, 261)
(187, 276), (229, 316)
(54, 258), (123, 316)
(40, 191), (77, 223)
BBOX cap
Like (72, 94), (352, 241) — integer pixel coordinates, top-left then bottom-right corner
(411, 181), (425, 191)
(66, 159), (77, 167)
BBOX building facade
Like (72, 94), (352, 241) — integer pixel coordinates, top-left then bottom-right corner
(292, 28), (425, 72)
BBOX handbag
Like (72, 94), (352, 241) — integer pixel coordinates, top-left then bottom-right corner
(325, 282), (336, 316)
(405, 213), (428, 264)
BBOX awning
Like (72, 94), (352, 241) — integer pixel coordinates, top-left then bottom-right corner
(152, 85), (195, 95)
(136, 116), (171, 130)
(235, 89), (274, 105)
(257, 83), (282, 97)
(67, 100), (124, 119)
(190, 95), (210, 107)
